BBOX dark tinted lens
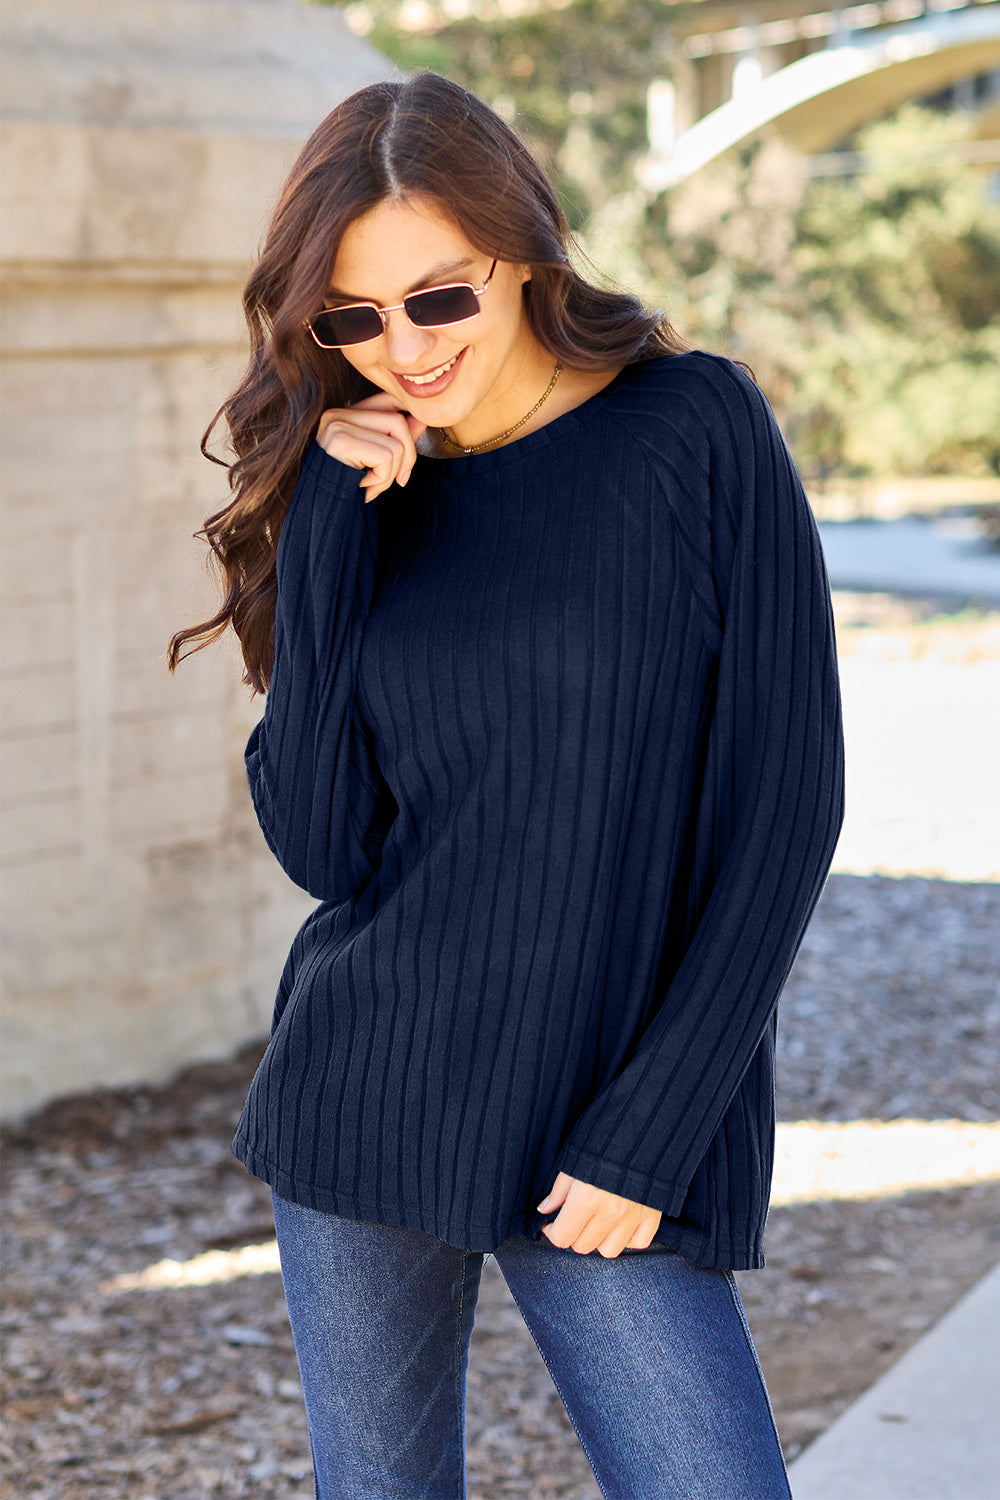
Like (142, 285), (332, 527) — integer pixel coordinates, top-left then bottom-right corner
(310, 304), (384, 347)
(404, 284), (480, 328)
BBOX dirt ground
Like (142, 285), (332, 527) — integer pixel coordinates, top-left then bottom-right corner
(3, 1043), (999, 1500)
(2, 593), (999, 1499)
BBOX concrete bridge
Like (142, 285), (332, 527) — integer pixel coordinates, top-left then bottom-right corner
(640, 0), (1000, 184)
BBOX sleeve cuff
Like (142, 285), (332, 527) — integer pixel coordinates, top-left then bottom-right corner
(555, 1143), (690, 1218)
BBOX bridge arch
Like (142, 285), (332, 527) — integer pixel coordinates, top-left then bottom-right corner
(640, 5), (1000, 186)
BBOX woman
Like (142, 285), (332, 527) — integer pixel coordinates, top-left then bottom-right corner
(168, 70), (844, 1500)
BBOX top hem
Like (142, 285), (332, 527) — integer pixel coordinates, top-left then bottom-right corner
(232, 1132), (765, 1271)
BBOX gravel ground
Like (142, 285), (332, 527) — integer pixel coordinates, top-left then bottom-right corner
(2, 595), (999, 1500)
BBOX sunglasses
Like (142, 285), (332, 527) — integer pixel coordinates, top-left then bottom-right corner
(306, 258), (499, 349)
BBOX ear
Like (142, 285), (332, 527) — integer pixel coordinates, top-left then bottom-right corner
(517, 263), (532, 286)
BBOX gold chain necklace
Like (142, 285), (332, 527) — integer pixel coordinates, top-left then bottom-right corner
(438, 363), (563, 455)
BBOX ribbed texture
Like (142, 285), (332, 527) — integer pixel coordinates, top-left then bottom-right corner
(233, 350), (845, 1270)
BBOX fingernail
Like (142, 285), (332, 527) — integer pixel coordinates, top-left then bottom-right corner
(536, 1197), (552, 1212)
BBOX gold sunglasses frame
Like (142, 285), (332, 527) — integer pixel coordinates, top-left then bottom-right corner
(306, 258), (500, 349)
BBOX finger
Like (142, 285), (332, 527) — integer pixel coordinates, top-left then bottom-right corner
(317, 414), (408, 465)
(347, 418), (419, 488)
(404, 411), (428, 450)
(569, 1205), (633, 1257)
(317, 420), (405, 469)
(541, 1200), (593, 1250)
(322, 431), (408, 499)
(625, 1213), (662, 1251)
(595, 1226), (635, 1259)
(539, 1178), (603, 1248)
(352, 396), (427, 438)
(349, 390), (415, 414)
(350, 390), (426, 437)
(341, 455), (380, 505)
(348, 398), (426, 481)
(324, 406), (415, 442)
(359, 467), (401, 503)
(562, 1183), (642, 1256)
(536, 1171), (574, 1214)
(545, 1199), (615, 1255)
(370, 410), (422, 485)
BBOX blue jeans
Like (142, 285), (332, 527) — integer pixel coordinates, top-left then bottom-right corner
(271, 1193), (791, 1500)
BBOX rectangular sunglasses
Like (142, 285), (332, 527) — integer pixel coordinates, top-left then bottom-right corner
(306, 258), (498, 349)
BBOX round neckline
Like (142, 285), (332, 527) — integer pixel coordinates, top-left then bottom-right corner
(413, 362), (634, 474)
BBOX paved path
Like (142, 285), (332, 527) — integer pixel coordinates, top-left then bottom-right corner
(831, 652), (1000, 881)
(817, 517), (1000, 603)
(786, 1260), (1000, 1499)
(814, 513), (1000, 883)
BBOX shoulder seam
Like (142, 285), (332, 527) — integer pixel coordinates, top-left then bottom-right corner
(599, 370), (722, 652)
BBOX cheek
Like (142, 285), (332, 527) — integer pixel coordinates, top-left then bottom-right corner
(339, 344), (395, 394)
(340, 346), (376, 379)
(471, 308), (517, 358)
(491, 292), (530, 345)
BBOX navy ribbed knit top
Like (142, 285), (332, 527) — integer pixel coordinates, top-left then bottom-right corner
(232, 349), (845, 1270)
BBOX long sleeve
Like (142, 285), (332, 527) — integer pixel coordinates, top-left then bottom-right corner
(244, 439), (396, 904)
(555, 358), (846, 1217)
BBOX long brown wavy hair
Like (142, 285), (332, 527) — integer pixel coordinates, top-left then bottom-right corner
(166, 70), (691, 695)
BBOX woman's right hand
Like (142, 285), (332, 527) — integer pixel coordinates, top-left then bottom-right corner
(316, 391), (427, 504)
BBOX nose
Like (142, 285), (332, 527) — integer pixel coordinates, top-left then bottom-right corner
(381, 306), (438, 369)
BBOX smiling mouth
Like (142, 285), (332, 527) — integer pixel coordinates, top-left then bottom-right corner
(404, 355), (460, 385)
(393, 349), (465, 395)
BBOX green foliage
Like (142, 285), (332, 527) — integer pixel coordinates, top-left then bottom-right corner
(787, 109), (1000, 476)
(322, 4), (1000, 477)
(642, 107), (1000, 478)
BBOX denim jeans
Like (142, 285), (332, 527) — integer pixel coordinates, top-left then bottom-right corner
(271, 1192), (791, 1500)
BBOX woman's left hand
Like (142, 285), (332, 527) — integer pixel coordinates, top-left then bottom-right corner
(536, 1172), (662, 1258)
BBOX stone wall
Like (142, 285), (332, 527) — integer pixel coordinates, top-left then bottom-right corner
(0, 0), (393, 1119)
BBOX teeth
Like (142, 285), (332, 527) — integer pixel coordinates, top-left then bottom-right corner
(403, 355), (459, 386)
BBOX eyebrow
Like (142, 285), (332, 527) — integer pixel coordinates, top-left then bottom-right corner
(325, 257), (478, 306)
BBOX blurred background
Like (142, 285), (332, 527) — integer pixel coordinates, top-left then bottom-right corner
(2, 1), (999, 1496)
